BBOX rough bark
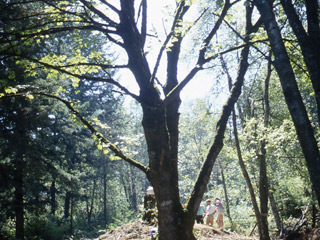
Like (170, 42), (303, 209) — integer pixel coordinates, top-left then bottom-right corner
(258, 152), (269, 239)
(253, 0), (320, 206)
(258, 54), (272, 240)
(120, 1), (188, 237)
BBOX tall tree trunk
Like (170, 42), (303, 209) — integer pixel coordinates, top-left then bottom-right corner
(64, 191), (71, 219)
(150, 174), (192, 240)
(253, 0), (320, 206)
(232, 108), (263, 237)
(12, 69), (26, 240)
(70, 195), (74, 235)
(258, 153), (269, 240)
(103, 160), (108, 225)
(14, 154), (24, 240)
(183, 13), (257, 239)
(50, 180), (56, 215)
(219, 6), (265, 235)
(88, 179), (96, 224)
(258, 52), (273, 240)
(311, 201), (317, 228)
(117, 1), (250, 238)
(269, 190), (282, 234)
(116, 1), (234, 238)
(129, 166), (137, 211)
(280, 0), (320, 122)
(218, 160), (233, 226)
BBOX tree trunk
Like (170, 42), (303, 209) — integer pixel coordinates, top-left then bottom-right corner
(129, 166), (137, 211)
(253, 0), (320, 206)
(269, 190), (282, 234)
(14, 154), (24, 240)
(118, 1), (249, 238)
(150, 174), (195, 240)
(220, 5), (265, 235)
(258, 153), (270, 240)
(103, 160), (107, 225)
(218, 160), (233, 226)
(258, 53), (272, 240)
(50, 180), (56, 215)
(88, 179), (96, 224)
(232, 108), (263, 237)
(311, 202), (317, 228)
(280, 0), (320, 122)
(70, 196), (74, 234)
(64, 191), (71, 219)
(142, 82), (189, 239)
(12, 70), (26, 240)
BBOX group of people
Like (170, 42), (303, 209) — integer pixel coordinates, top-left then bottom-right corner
(196, 197), (224, 230)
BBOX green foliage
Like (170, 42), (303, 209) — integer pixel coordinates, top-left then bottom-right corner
(24, 215), (68, 240)
(0, 2), (140, 238)
(0, 219), (15, 240)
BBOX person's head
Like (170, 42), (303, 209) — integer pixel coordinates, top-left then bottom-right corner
(215, 197), (220, 202)
(206, 199), (211, 205)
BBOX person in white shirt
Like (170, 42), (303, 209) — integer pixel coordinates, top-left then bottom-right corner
(205, 199), (216, 226)
(215, 197), (224, 230)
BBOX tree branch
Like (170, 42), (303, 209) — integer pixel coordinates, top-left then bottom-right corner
(11, 54), (141, 102)
(163, 40), (264, 108)
(161, 0), (236, 105)
(1, 92), (148, 174)
(79, 0), (119, 27)
(151, 1), (189, 85)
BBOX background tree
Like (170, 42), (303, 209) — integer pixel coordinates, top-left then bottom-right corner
(0, 3), (131, 238)
(253, 0), (320, 206)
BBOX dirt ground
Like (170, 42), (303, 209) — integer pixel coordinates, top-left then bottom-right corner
(96, 221), (259, 240)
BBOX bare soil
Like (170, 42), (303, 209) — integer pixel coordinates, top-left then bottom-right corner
(95, 220), (259, 240)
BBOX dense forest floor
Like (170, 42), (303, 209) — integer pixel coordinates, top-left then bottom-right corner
(96, 221), (259, 240)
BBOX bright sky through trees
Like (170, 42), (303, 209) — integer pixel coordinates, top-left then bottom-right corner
(110, 0), (216, 102)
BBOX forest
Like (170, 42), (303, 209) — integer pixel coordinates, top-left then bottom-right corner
(0, 0), (320, 239)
